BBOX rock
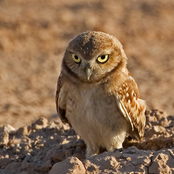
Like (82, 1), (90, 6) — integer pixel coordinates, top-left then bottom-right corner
(0, 124), (16, 133)
(32, 117), (48, 129)
(84, 153), (119, 173)
(46, 148), (65, 162)
(84, 148), (153, 173)
(5, 162), (21, 170)
(0, 132), (9, 146)
(153, 125), (166, 134)
(0, 158), (12, 169)
(149, 149), (174, 174)
(16, 126), (29, 136)
(49, 157), (86, 174)
(0, 110), (174, 174)
(20, 172), (28, 174)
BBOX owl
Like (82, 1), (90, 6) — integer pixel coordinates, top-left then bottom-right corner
(56, 31), (146, 158)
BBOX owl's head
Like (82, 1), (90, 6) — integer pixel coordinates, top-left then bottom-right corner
(62, 31), (127, 83)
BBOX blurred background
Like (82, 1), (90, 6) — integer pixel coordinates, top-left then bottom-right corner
(0, 0), (173, 128)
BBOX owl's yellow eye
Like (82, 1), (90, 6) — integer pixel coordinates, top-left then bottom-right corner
(97, 55), (109, 63)
(72, 54), (81, 63)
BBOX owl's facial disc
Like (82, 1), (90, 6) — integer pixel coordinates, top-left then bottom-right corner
(85, 63), (92, 80)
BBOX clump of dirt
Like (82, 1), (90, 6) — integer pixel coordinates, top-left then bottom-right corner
(124, 109), (174, 150)
(0, 109), (174, 174)
(0, 0), (174, 130)
(0, 116), (86, 174)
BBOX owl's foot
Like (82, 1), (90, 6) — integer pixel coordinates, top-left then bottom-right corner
(86, 145), (99, 158)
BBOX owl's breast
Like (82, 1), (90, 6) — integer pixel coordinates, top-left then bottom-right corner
(65, 83), (128, 136)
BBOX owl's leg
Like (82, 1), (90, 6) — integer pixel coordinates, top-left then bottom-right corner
(105, 133), (126, 152)
(106, 143), (122, 153)
(86, 144), (99, 158)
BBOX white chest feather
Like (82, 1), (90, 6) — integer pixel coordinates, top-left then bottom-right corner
(64, 83), (129, 149)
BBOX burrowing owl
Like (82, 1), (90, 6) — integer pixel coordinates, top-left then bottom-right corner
(56, 31), (146, 158)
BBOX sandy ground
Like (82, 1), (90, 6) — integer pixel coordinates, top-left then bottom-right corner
(0, 109), (174, 173)
(0, 0), (174, 129)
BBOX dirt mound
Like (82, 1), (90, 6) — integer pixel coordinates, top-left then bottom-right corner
(0, 0), (174, 131)
(0, 109), (173, 173)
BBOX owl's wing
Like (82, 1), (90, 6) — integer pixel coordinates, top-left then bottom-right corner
(55, 73), (70, 125)
(116, 76), (146, 140)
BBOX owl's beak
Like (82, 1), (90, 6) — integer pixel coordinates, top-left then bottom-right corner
(85, 63), (92, 80)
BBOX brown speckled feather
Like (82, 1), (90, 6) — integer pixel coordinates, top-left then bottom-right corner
(116, 75), (146, 140)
